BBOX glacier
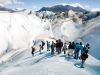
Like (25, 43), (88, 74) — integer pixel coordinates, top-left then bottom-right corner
(0, 10), (100, 75)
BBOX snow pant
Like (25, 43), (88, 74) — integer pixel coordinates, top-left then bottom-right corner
(32, 51), (34, 56)
(47, 46), (50, 51)
(58, 47), (61, 54)
(74, 51), (79, 59)
(80, 60), (85, 68)
(51, 48), (54, 55)
(47, 48), (49, 51)
(41, 46), (44, 50)
(39, 47), (42, 54)
(39, 50), (41, 54)
(64, 50), (66, 54)
(32, 49), (35, 56)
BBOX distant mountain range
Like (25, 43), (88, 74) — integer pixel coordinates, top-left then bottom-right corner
(0, 6), (14, 12)
(38, 5), (87, 13)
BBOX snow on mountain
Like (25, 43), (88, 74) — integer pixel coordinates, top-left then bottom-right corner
(0, 11), (44, 56)
(0, 5), (14, 12)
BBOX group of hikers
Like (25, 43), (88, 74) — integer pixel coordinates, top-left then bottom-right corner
(31, 39), (90, 68)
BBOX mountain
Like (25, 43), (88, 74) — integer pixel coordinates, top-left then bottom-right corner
(38, 5), (87, 13)
(0, 6), (14, 12)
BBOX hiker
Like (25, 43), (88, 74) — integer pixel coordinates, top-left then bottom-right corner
(41, 41), (45, 50)
(63, 42), (67, 54)
(80, 50), (88, 68)
(55, 40), (59, 53)
(57, 39), (63, 54)
(33, 40), (36, 45)
(51, 41), (55, 55)
(72, 42), (75, 50)
(74, 42), (81, 59)
(47, 41), (51, 51)
(39, 44), (42, 54)
(31, 46), (35, 56)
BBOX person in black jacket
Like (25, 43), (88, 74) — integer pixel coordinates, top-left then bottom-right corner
(31, 46), (35, 56)
(51, 41), (55, 55)
(80, 50), (88, 68)
(58, 39), (63, 54)
(41, 41), (45, 50)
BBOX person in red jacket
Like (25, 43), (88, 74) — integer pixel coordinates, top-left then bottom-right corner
(80, 50), (88, 68)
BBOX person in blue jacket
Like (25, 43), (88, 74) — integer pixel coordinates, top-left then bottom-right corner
(47, 41), (51, 51)
(74, 42), (81, 59)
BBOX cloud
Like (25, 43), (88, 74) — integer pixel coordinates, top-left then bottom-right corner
(61, 3), (89, 9)
(32, 5), (40, 11)
(91, 8), (100, 12)
(0, 0), (24, 6)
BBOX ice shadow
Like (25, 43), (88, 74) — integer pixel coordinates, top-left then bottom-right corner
(74, 62), (81, 68)
(32, 52), (54, 65)
(60, 54), (74, 61)
(74, 61), (100, 75)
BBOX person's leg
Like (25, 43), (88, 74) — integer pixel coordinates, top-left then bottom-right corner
(52, 49), (54, 54)
(80, 60), (85, 68)
(56, 47), (57, 52)
(39, 50), (41, 54)
(47, 46), (49, 51)
(74, 51), (76, 59)
(59, 48), (61, 54)
(76, 52), (78, 59)
(64, 50), (66, 54)
(58, 48), (59, 54)
(51, 49), (53, 54)
(32, 50), (33, 56)
(33, 52), (34, 56)
(77, 51), (79, 59)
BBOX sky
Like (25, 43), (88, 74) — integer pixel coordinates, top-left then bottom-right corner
(0, 0), (100, 11)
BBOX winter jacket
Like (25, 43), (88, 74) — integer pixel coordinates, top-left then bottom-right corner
(75, 43), (81, 51)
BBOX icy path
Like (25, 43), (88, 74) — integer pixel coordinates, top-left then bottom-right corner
(0, 48), (100, 75)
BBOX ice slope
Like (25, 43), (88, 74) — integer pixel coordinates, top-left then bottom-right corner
(0, 46), (100, 75)
(0, 11), (44, 56)
(81, 16), (100, 60)
(0, 11), (100, 75)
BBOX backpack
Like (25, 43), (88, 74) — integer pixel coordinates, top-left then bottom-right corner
(81, 53), (88, 60)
